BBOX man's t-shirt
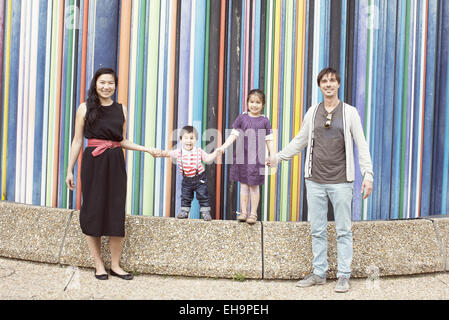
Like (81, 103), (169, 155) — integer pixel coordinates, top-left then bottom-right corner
(308, 102), (347, 184)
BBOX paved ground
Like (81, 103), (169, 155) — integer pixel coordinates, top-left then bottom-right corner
(0, 256), (448, 300)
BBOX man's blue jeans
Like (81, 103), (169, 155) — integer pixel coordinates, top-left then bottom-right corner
(305, 179), (354, 279)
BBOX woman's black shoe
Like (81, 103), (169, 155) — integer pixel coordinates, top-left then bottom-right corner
(110, 269), (134, 280)
(94, 270), (109, 280)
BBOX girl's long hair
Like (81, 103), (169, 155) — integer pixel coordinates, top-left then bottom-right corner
(85, 68), (118, 128)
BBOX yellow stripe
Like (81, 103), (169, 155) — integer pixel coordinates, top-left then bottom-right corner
(269, 0), (281, 221)
(1, 0), (12, 200)
(291, 0), (306, 221)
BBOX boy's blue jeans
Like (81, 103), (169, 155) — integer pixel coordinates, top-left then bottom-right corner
(305, 179), (354, 279)
(181, 171), (211, 213)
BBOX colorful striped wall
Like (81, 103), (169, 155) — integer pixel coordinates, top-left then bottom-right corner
(1, 0), (448, 221)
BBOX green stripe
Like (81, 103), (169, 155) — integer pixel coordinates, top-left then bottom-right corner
(133, 0), (147, 214)
(142, 0), (160, 216)
(280, 0), (294, 222)
(263, 0), (274, 221)
(46, 0), (59, 206)
(399, 0), (411, 219)
(202, 0), (210, 148)
(362, 0), (373, 220)
(62, 0), (75, 208)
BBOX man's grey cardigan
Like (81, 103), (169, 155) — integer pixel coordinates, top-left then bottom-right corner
(276, 103), (374, 182)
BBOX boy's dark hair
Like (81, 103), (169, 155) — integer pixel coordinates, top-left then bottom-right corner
(317, 67), (341, 86)
(247, 89), (266, 106)
(180, 125), (198, 139)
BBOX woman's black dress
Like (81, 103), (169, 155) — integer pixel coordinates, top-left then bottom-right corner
(80, 102), (127, 237)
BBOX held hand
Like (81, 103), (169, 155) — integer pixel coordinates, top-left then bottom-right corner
(216, 146), (224, 155)
(266, 155), (278, 168)
(361, 179), (373, 200)
(155, 149), (163, 157)
(147, 147), (160, 157)
(146, 147), (154, 157)
(215, 147), (223, 156)
(66, 172), (75, 191)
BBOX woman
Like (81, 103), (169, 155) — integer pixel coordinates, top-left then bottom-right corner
(66, 68), (155, 280)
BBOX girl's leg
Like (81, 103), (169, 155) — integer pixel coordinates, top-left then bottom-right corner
(109, 236), (127, 274)
(238, 183), (250, 221)
(249, 185), (260, 214)
(85, 235), (106, 275)
(247, 185), (260, 224)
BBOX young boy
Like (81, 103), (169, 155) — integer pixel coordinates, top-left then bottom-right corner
(155, 126), (219, 221)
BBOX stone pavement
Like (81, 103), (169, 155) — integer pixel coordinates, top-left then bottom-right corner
(1, 257), (448, 300)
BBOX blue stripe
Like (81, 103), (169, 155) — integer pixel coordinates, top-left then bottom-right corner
(339, 0), (347, 100)
(420, 0), (437, 217)
(5, 0), (22, 201)
(32, 0), (49, 205)
(223, 0), (234, 220)
(441, 0), (449, 214)
(253, 0), (261, 88)
(176, 0), (192, 215)
(190, 0), (207, 219)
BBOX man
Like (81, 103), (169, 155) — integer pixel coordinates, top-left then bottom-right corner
(268, 68), (373, 293)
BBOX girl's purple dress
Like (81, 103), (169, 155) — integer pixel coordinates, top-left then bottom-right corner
(229, 113), (273, 186)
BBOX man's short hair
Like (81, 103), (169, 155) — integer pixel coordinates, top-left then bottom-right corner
(317, 67), (341, 86)
(180, 125), (198, 139)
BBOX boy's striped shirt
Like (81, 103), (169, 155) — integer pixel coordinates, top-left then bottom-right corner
(169, 147), (207, 177)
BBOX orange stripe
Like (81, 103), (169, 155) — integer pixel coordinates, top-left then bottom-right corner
(290, 0), (300, 222)
(117, 0), (132, 195)
(117, 0), (132, 105)
(52, 2), (65, 207)
(215, 0), (226, 220)
(76, 0), (89, 210)
(295, 0), (306, 221)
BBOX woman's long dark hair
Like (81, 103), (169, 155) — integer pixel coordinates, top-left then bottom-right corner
(85, 68), (118, 128)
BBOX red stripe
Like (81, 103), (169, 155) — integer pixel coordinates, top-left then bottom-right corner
(215, 0), (227, 220)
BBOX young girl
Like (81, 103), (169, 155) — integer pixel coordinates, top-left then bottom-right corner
(216, 89), (275, 224)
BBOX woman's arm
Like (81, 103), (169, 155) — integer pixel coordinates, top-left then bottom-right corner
(120, 105), (156, 155)
(155, 149), (174, 158)
(66, 103), (87, 190)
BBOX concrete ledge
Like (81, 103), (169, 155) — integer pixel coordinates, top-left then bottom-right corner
(0, 202), (73, 264)
(263, 219), (445, 279)
(431, 218), (449, 271)
(351, 219), (444, 277)
(0, 201), (447, 279)
(60, 211), (262, 279)
(263, 222), (312, 279)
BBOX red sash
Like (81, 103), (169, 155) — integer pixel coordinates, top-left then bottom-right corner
(88, 139), (121, 157)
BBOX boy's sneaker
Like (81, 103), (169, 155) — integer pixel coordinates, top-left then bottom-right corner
(334, 276), (350, 293)
(295, 274), (326, 287)
(177, 211), (189, 219)
(202, 211), (212, 221)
